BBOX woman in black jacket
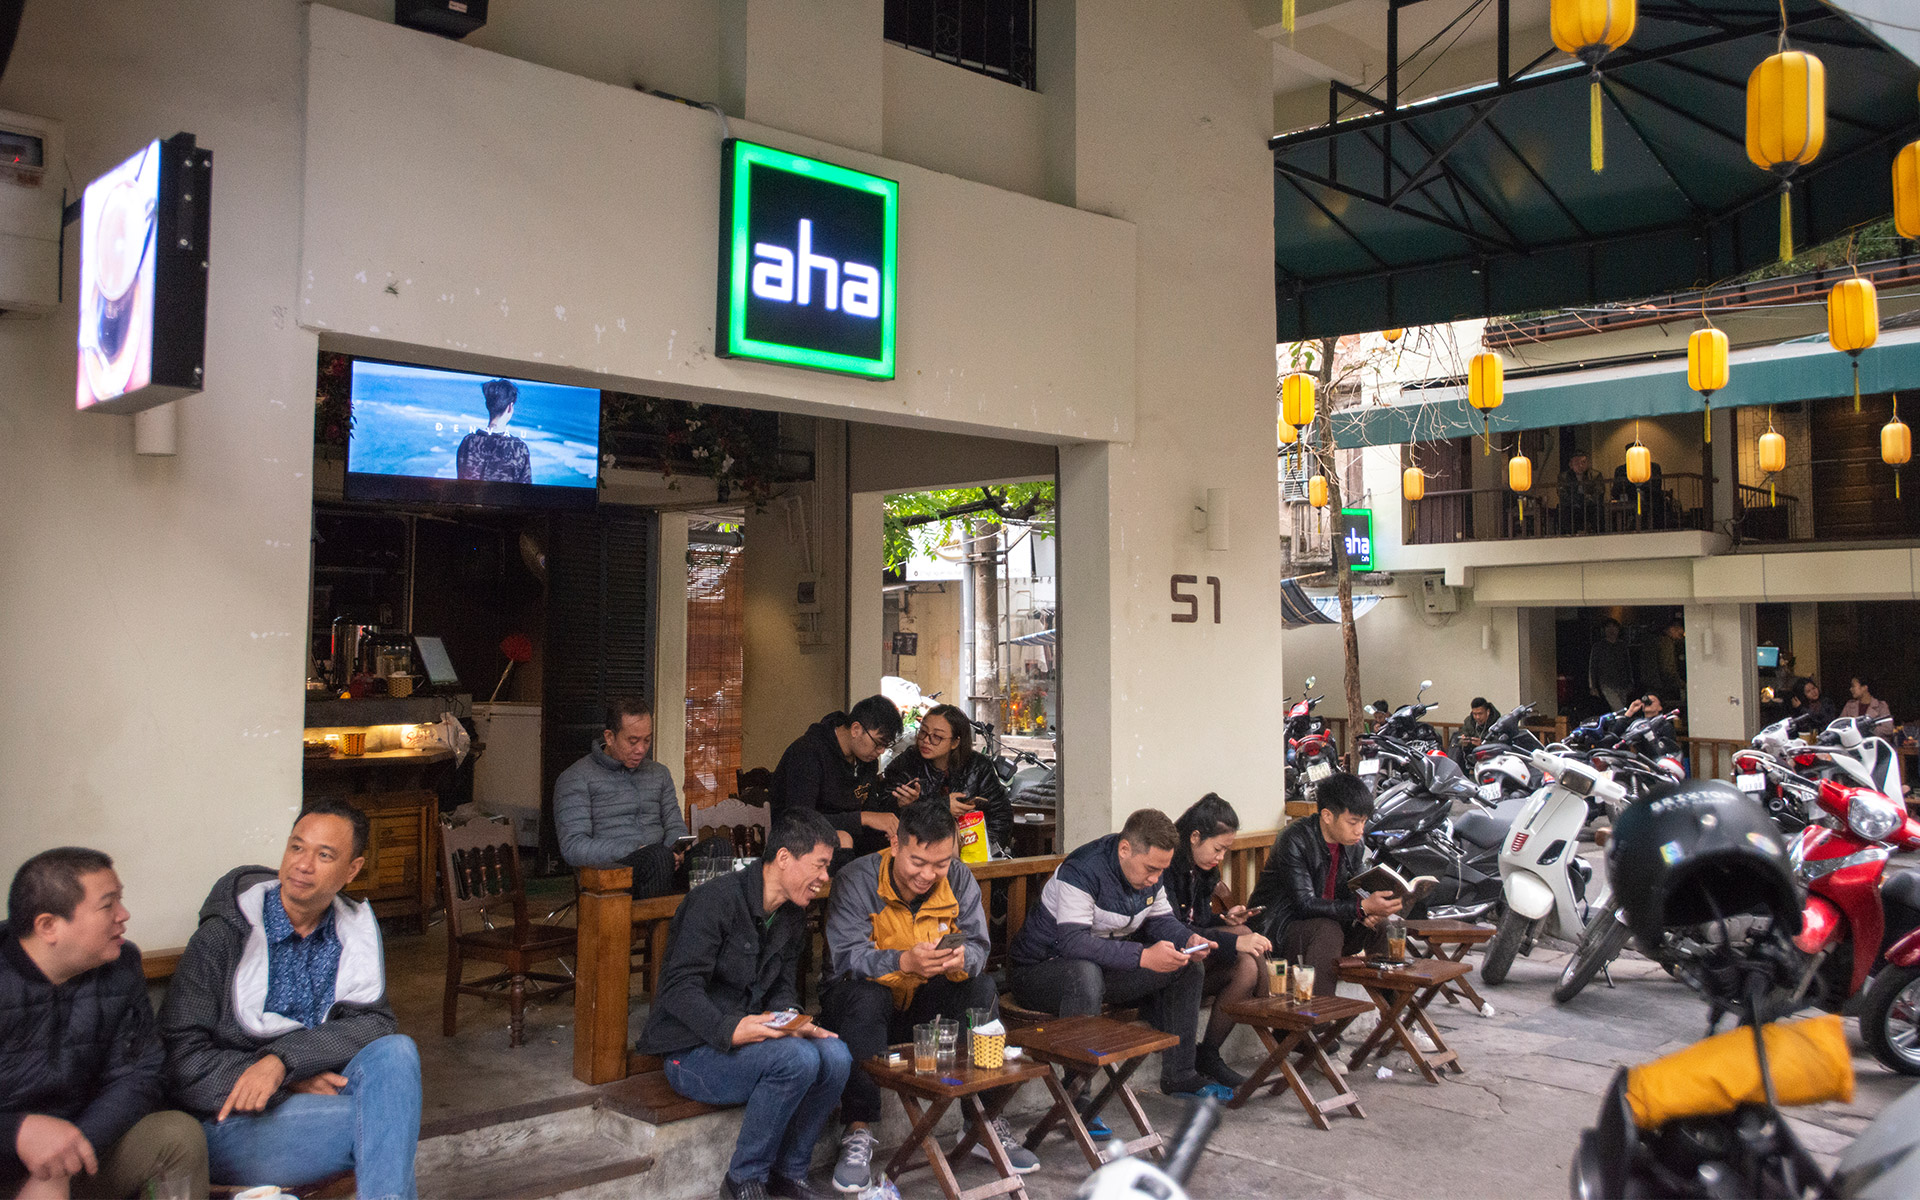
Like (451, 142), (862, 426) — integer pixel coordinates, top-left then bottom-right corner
(882, 704), (1013, 855)
(1162, 794), (1273, 1088)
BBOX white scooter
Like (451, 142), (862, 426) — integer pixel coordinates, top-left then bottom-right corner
(1479, 748), (1626, 985)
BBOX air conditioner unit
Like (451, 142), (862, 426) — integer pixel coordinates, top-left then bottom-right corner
(1422, 576), (1459, 614)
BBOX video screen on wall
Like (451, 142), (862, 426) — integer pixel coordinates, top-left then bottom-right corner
(345, 359), (601, 509)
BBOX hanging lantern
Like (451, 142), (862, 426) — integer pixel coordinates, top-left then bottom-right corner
(1282, 372), (1317, 429)
(1625, 422), (1652, 516)
(1828, 277), (1879, 412)
(1551, 0), (1637, 172)
(1277, 415), (1298, 446)
(1896, 140), (1920, 240)
(1402, 466), (1426, 503)
(1688, 326), (1729, 444)
(1467, 351), (1505, 454)
(1884, 395), (1911, 499)
(1758, 408), (1787, 507)
(1509, 453), (1532, 522)
(1746, 48), (1826, 262)
(1383, 328), (1405, 343)
(1308, 473), (1329, 508)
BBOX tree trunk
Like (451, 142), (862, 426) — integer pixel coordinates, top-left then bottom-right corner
(968, 519), (1002, 727)
(1311, 335), (1365, 761)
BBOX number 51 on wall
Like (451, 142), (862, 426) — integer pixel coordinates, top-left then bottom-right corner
(1171, 575), (1221, 624)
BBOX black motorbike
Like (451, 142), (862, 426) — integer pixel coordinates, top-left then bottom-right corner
(1355, 679), (1441, 793)
(1366, 751), (1517, 922)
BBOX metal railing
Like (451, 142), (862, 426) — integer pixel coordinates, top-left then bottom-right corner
(1407, 472), (1708, 544)
(884, 0), (1037, 90)
(1732, 483), (1804, 542)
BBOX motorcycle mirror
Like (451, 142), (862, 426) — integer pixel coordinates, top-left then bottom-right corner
(1304, 676), (1316, 689)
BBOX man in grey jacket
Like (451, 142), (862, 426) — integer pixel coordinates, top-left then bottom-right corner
(553, 699), (690, 898)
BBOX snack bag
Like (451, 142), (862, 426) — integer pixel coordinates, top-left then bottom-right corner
(957, 810), (989, 863)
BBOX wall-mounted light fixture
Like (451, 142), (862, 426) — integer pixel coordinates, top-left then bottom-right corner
(1192, 488), (1230, 551)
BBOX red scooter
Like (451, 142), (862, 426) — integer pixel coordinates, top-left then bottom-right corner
(1787, 778), (1920, 1074)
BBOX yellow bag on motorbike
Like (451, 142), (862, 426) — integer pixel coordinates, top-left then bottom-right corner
(1624, 1014), (1853, 1129)
(957, 810), (989, 864)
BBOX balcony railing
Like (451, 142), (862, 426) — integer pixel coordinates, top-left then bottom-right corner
(1407, 472), (1709, 544)
(1732, 483), (1805, 542)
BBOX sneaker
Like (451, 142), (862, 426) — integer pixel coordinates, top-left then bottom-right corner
(1161, 1076), (1235, 1102)
(969, 1117), (1041, 1174)
(723, 1177), (770, 1200)
(1194, 1044), (1248, 1089)
(769, 1176), (833, 1200)
(832, 1129), (876, 1194)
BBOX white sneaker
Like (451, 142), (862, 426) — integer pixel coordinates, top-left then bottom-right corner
(833, 1129), (876, 1193)
(969, 1117), (1040, 1174)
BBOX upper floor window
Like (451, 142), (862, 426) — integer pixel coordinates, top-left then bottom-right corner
(885, 0), (1038, 91)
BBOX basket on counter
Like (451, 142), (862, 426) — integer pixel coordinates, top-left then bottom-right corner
(338, 732), (367, 757)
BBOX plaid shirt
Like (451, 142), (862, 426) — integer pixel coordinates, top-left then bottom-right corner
(261, 885), (340, 1030)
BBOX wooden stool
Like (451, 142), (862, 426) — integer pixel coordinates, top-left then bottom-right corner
(1219, 993), (1373, 1129)
(1337, 957), (1471, 1084)
(1406, 918), (1495, 1011)
(1009, 1016), (1178, 1168)
(861, 1050), (1050, 1200)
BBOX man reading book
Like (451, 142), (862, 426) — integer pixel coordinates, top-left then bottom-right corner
(1247, 772), (1398, 997)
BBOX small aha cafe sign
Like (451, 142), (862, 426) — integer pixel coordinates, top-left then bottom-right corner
(716, 139), (899, 379)
(1340, 508), (1373, 571)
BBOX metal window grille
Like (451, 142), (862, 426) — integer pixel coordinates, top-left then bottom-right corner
(1280, 448), (1313, 503)
(884, 0), (1037, 91)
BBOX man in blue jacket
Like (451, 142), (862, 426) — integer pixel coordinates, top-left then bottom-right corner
(4, 847), (207, 1199)
(1008, 808), (1226, 1099)
(553, 698), (689, 897)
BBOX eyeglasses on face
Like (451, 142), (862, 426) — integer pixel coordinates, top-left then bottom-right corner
(916, 725), (951, 746)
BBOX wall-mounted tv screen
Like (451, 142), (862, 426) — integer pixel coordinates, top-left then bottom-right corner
(76, 133), (212, 413)
(1757, 645), (1781, 669)
(345, 359), (601, 510)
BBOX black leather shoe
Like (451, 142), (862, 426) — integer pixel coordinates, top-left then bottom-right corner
(722, 1176), (770, 1200)
(769, 1175), (833, 1200)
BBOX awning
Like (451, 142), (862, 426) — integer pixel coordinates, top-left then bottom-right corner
(1009, 628), (1056, 647)
(1333, 326), (1920, 448)
(1282, 579), (1384, 629)
(1273, 0), (1920, 339)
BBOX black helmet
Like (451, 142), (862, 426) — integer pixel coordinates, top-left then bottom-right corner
(1610, 779), (1802, 955)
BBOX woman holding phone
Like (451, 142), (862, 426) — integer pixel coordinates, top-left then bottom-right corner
(1162, 793), (1272, 1088)
(881, 704), (1013, 855)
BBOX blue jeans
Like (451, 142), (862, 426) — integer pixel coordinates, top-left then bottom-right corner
(664, 1036), (853, 1185)
(203, 1034), (421, 1200)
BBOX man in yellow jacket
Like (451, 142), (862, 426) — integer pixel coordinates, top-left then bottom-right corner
(818, 800), (1034, 1192)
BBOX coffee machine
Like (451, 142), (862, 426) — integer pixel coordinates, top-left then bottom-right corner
(330, 617), (380, 686)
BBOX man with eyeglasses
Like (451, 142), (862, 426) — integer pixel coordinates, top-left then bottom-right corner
(770, 695), (905, 872)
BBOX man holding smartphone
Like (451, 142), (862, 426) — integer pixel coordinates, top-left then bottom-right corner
(553, 699), (690, 898)
(819, 800), (1033, 1192)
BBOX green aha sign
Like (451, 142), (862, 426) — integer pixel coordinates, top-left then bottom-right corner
(1340, 508), (1373, 571)
(716, 140), (898, 379)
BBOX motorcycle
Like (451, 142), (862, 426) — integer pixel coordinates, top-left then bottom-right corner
(1354, 679), (1440, 793)
(1366, 750), (1518, 922)
(1285, 677), (1339, 806)
(1469, 702), (1550, 804)
(972, 719), (1057, 808)
(1481, 748), (1626, 988)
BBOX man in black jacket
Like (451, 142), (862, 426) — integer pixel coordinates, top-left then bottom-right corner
(769, 695), (903, 870)
(158, 800), (420, 1198)
(4, 847), (207, 1199)
(1247, 773), (1399, 996)
(638, 808), (850, 1200)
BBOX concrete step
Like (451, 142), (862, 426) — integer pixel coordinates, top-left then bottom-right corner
(415, 1092), (656, 1200)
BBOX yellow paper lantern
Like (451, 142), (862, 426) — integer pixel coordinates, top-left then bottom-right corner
(1896, 141), (1920, 240)
(1757, 428), (1787, 475)
(1688, 326), (1729, 443)
(1282, 373), (1316, 428)
(1829, 277), (1879, 412)
(1467, 351), (1505, 453)
(1509, 454), (1532, 493)
(1885, 395), (1911, 499)
(1403, 466), (1426, 502)
(1626, 443), (1651, 485)
(1308, 474), (1329, 508)
(1552, 0), (1636, 172)
(1747, 50), (1826, 262)
(1277, 415), (1298, 445)
(1383, 328), (1405, 343)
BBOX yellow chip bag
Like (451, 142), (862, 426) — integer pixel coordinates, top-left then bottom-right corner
(957, 810), (989, 863)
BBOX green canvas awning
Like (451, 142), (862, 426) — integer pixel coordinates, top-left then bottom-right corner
(1331, 327), (1920, 448)
(1273, 0), (1920, 340)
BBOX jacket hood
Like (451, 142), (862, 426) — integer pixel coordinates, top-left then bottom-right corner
(199, 864), (279, 930)
(809, 713), (851, 745)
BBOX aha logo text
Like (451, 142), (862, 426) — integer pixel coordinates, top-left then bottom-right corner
(751, 219), (881, 318)
(1344, 529), (1371, 562)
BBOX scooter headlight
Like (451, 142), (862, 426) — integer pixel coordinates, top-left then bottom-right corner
(1847, 791), (1902, 842)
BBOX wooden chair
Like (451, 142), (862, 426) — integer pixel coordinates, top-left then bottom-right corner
(440, 818), (575, 1047)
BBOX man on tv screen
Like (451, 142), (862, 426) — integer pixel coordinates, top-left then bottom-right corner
(455, 378), (533, 484)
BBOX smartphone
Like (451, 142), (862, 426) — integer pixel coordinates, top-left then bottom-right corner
(1175, 942), (1203, 955)
(1240, 906), (1266, 918)
(935, 931), (968, 952)
(672, 835), (698, 853)
(763, 1010), (813, 1033)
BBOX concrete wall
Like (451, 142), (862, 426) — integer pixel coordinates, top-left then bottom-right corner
(0, 1), (318, 947)
(1283, 597), (1531, 725)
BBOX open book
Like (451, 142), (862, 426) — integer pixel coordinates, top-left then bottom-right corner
(1348, 863), (1437, 905)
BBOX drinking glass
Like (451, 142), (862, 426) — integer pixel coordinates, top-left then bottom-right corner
(1264, 954), (1288, 999)
(913, 1023), (939, 1074)
(935, 1018), (960, 1070)
(1292, 964), (1316, 1003)
(1385, 913), (1408, 963)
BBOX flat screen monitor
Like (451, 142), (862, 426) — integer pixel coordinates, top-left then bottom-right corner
(345, 358), (600, 509)
(414, 635), (460, 687)
(1757, 645), (1781, 669)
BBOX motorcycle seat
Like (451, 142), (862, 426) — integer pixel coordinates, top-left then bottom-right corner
(1454, 808), (1511, 849)
(1883, 869), (1920, 912)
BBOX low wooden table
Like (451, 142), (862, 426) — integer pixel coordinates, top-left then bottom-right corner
(1218, 993), (1373, 1129)
(1009, 1016), (1178, 1168)
(1407, 918), (1495, 1011)
(861, 1050), (1051, 1200)
(1338, 957), (1471, 1084)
